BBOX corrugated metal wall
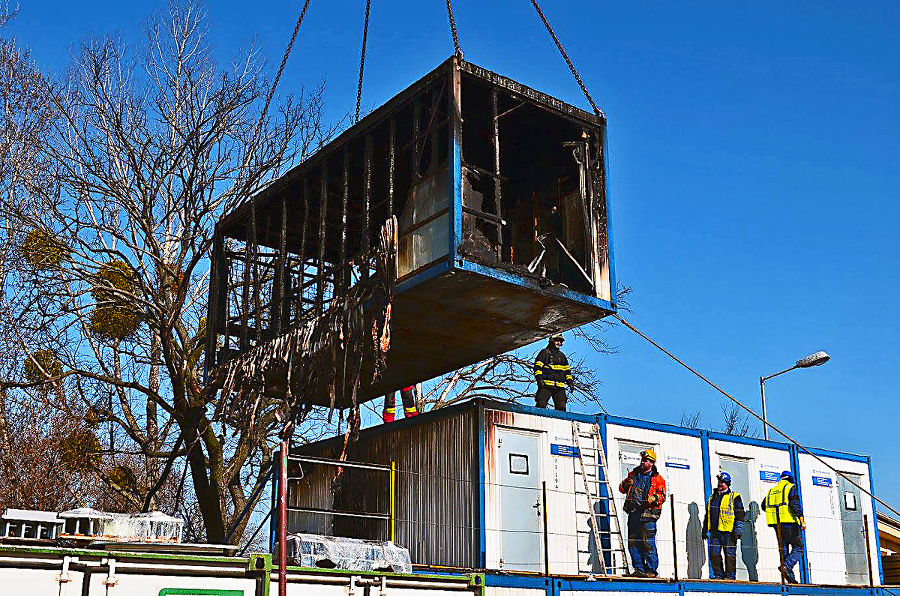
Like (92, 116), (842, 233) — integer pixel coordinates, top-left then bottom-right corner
(288, 400), (878, 588)
(707, 438), (792, 584)
(798, 452), (878, 586)
(289, 408), (477, 568)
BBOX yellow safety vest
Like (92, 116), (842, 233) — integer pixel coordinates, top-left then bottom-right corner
(765, 479), (800, 525)
(707, 490), (741, 532)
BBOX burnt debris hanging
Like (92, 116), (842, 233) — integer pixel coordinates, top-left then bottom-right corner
(205, 56), (616, 412)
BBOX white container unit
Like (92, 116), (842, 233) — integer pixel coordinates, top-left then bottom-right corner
(483, 407), (598, 576)
(798, 449), (879, 586)
(604, 418), (706, 581)
(706, 434), (793, 584)
(289, 398), (880, 588)
(0, 546), (476, 596)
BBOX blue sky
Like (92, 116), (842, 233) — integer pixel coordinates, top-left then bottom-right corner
(8, 2), (899, 505)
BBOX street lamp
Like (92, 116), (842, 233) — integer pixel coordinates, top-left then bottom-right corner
(760, 351), (830, 440)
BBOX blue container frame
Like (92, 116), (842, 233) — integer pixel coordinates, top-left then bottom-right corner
(394, 57), (618, 315)
(276, 398), (882, 587)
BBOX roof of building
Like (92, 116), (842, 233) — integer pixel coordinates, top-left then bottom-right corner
(1, 509), (61, 523)
(58, 507), (115, 519)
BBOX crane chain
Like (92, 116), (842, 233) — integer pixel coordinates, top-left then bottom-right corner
(355, 0), (372, 123)
(445, 0), (463, 59)
(529, 0), (602, 117)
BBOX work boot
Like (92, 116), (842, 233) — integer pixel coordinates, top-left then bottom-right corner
(779, 564), (797, 584)
(382, 410), (395, 423)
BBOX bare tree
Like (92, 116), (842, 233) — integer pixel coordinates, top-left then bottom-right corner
(0, 1), (332, 542)
(680, 410), (702, 430)
(720, 402), (758, 437)
(677, 404), (758, 437)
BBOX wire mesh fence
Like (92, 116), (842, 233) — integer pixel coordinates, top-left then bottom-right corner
(280, 456), (881, 587)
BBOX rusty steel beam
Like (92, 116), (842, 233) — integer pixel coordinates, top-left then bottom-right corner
(273, 196), (288, 335)
(412, 96), (421, 178)
(388, 118), (395, 218)
(215, 57), (603, 237)
(251, 197), (262, 344)
(340, 147), (349, 292)
(239, 200), (254, 351)
(362, 135), (373, 281)
(430, 85), (440, 173)
(315, 165), (328, 317)
(459, 60), (604, 124)
(296, 177), (310, 323)
(491, 88), (503, 261)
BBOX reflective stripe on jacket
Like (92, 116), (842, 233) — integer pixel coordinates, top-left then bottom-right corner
(534, 346), (572, 388)
(706, 490), (742, 532)
(765, 479), (800, 525)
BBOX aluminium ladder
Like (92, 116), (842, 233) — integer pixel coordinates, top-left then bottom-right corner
(571, 421), (629, 576)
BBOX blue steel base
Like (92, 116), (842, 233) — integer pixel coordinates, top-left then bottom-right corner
(481, 572), (883, 595)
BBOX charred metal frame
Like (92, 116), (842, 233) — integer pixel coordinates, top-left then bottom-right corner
(205, 56), (616, 382)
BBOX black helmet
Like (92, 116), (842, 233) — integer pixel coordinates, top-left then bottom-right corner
(550, 334), (564, 344)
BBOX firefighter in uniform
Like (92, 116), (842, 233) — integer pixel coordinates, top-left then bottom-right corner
(382, 386), (419, 423)
(762, 470), (806, 583)
(702, 471), (745, 580)
(533, 334), (573, 411)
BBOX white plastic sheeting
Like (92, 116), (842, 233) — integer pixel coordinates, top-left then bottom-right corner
(286, 533), (413, 573)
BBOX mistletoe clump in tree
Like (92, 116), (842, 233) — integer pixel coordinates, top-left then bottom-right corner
(0, 1), (332, 542)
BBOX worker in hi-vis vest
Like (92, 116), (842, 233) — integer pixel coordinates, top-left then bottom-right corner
(702, 472), (745, 580)
(762, 470), (806, 584)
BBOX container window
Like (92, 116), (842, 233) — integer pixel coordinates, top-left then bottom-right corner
(844, 492), (857, 511)
(509, 453), (529, 475)
(397, 167), (450, 278)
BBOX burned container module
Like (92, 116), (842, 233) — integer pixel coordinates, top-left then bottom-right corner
(205, 56), (615, 407)
(282, 398), (882, 587)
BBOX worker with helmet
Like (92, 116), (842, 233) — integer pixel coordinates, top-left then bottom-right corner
(619, 448), (667, 577)
(702, 471), (746, 580)
(382, 385), (419, 423)
(533, 334), (573, 411)
(762, 470), (805, 583)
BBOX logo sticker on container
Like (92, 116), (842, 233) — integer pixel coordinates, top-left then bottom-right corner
(665, 455), (690, 470)
(759, 470), (781, 483)
(551, 443), (580, 457)
(812, 476), (833, 487)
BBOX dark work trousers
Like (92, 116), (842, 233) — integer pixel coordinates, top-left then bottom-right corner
(775, 524), (804, 581)
(708, 530), (738, 579)
(535, 386), (567, 411)
(627, 512), (659, 574)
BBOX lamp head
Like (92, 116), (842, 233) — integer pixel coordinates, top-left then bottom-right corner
(796, 351), (830, 368)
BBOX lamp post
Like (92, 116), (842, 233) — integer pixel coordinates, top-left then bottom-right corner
(760, 351), (830, 440)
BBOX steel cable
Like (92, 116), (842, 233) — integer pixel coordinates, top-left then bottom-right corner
(355, 0), (372, 123)
(614, 313), (900, 521)
(445, 0), (463, 59)
(528, 0), (602, 117)
(234, 0), (312, 210)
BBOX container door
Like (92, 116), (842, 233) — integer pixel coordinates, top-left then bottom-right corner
(617, 440), (656, 569)
(496, 427), (543, 571)
(839, 473), (868, 584)
(618, 440), (656, 480)
(718, 456), (754, 581)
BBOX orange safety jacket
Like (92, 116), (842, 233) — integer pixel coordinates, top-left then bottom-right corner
(619, 464), (667, 520)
